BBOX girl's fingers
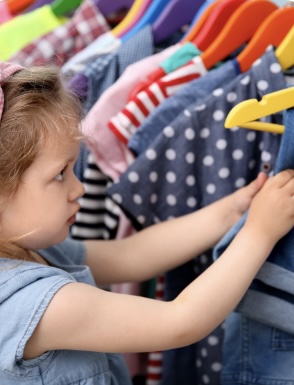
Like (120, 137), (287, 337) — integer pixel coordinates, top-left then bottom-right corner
(270, 169), (294, 188)
(255, 172), (268, 191)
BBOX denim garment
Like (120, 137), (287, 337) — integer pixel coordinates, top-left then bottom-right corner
(82, 25), (154, 112)
(0, 238), (132, 385)
(107, 49), (286, 385)
(221, 312), (294, 385)
(108, 49), (285, 230)
(214, 106), (294, 334)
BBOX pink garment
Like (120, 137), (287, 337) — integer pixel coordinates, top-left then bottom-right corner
(82, 44), (179, 181)
(0, 2), (12, 25)
(108, 55), (207, 144)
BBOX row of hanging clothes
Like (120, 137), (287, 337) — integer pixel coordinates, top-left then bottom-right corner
(3, 0), (294, 384)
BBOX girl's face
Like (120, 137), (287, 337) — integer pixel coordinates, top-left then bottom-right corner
(0, 138), (85, 250)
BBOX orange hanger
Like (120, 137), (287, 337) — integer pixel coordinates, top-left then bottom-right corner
(201, 0), (278, 69)
(194, 0), (248, 51)
(182, 0), (224, 43)
(6, 0), (35, 14)
(236, 7), (294, 72)
(127, 0), (280, 101)
(201, 0), (278, 70)
(127, 0), (220, 99)
(224, 27), (294, 135)
(128, 0), (247, 100)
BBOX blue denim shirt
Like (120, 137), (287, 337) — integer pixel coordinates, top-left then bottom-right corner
(214, 105), (294, 334)
(0, 238), (132, 385)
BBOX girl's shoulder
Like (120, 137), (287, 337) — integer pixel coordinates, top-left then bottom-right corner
(0, 253), (75, 374)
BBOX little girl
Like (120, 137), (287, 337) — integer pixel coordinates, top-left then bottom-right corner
(1, 62), (294, 385)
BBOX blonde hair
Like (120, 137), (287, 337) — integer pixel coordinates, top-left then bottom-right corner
(0, 66), (83, 259)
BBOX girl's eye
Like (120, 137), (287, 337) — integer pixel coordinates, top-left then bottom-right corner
(55, 165), (67, 182)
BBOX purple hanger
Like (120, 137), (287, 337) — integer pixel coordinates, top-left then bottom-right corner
(152, 0), (205, 44)
(94, 0), (134, 17)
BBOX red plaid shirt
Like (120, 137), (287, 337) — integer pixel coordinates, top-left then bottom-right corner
(9, 0), (109, 67)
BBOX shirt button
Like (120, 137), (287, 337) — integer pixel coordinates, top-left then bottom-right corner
(261, 162), (272, 173)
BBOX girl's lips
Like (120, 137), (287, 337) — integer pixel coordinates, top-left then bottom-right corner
(67, 204), (80, 224)
(67, 214), (76, 225)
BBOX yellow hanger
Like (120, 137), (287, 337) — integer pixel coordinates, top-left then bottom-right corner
(225, 87), (294, 134)
(225, 26), (294, 134)
(275, 25), (294, 71)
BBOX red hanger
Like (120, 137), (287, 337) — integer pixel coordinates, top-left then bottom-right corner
(128, 0), (246, 100)
(194, 0), (248, 51)
(201, 0), (278, 70)
(6, 0), (35, 15)
(182, 0), (225, 44)
(236, 7), (294, 72)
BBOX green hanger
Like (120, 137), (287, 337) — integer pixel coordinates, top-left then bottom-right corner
(51, 0), (83, 17)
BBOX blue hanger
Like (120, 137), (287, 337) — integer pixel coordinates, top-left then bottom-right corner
(121, 0), (170, 42)
(94, 0), (134, 18)
(152, 0), (205, 44)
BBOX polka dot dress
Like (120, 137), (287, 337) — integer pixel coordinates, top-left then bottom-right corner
(107, 48), (286, 385)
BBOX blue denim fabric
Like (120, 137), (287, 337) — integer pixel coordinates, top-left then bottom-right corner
(107, 49), (286, 385)
(108, 49), (285, 229)
(83, 25), (154, 112)
(221, 312), (294, 385)
(214, 106), (294, 334)
(0, 238), (132, 385)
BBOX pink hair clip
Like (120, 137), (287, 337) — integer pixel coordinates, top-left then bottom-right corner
(0, 61), (24, 119)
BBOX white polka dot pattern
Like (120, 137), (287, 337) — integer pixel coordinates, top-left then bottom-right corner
(107, 49), (286, 385)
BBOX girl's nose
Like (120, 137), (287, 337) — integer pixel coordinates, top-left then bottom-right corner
(69, 174), (85, 202)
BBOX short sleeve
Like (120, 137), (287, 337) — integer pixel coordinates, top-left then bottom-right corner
(39, 237), (87, 267)
(0, 263), (75, 371)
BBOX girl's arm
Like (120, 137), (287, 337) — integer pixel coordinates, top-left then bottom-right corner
(24, 170), (294, 359)
(83, 172), (267, 285)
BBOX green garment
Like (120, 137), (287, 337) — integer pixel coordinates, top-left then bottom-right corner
(0, 5), (67, 61)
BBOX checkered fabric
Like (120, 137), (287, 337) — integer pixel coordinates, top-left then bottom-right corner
(9, 0), (109, 67)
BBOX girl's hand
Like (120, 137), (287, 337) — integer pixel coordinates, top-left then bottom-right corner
(230, 172), (268, 223)
(245, 169), (294, 243)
